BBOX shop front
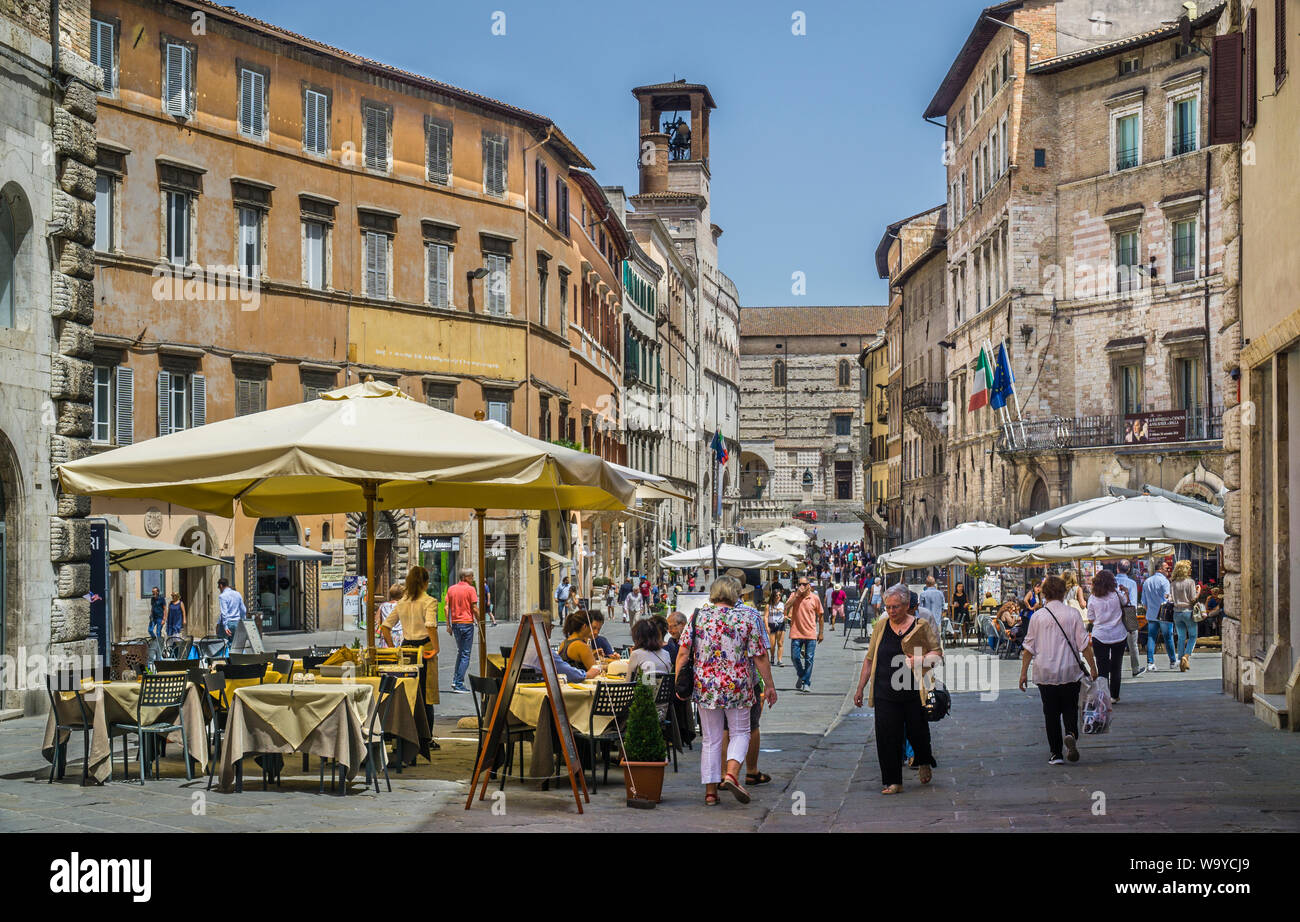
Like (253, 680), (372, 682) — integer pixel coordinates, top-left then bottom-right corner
(485, 535), (518, 622)
(247, 517), (329, 632)
(418, 535), (460, 624)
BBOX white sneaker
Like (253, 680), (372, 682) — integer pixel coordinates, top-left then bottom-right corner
(1048, 756), (1065, 765)
(1147, 662), (1158, 672)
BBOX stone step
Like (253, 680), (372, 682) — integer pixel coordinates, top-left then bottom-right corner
(1253, 692), (1290, 730)
(0, 709), (23, 722)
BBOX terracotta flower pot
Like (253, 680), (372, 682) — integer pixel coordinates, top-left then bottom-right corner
(621, 760), (668, 804)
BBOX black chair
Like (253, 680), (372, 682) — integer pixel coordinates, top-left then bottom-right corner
(469, 674), (534, 790)
(113, 672), (192, 783)
(360, 673), (400, 794)
(302, 654), (330, 671)
(653, 673), (681, 773)
(203, 672), (229, 791)
(277, 648), (311, 660)
(226, 652), (272, 668)
(45, 670), (93, 785)
(271, 656), (294, 682)
(195, 635), (228, 664)
(218, 662), (268, 683)
(573, 682), (638, 793)
(499, 645), (516, 663)
(151, 659), (190, 673)
(168, 634), (195, 660)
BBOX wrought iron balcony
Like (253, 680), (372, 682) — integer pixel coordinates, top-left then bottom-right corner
(903, 381), (948, 413)
(996, 405), (1222, 453)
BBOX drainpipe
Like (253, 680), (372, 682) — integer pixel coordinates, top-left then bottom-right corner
(50, 0), (59, 80)
(982, 14), (1033, 73)
(522, 124), (555, 445)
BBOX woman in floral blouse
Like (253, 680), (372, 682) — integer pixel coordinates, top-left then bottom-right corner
(674, 577), (778, 806)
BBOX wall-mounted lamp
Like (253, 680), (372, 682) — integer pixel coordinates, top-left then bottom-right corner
(939, 340), (956, 350)
(1020, 324), (1034, 344)
(467, 267), (490, 280)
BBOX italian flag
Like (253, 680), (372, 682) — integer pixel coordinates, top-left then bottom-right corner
(969, 347), (993, 411)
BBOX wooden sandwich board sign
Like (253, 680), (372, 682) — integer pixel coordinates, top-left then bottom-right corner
(466, 612), (590, 813)
(231, 617), (265, 654)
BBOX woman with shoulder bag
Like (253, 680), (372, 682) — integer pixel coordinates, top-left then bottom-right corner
(1019, 576), (1099, 765)
(1170, 559), (1199, 672)
(1085, 569), (1129, 703)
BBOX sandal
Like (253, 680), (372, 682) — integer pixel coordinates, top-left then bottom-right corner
(719, 773), (751, 804)
(705, 793), (719, 806)
(881, 784), (903, 795)
(918, 765), (932, 785)
(746, 771), (772, 785)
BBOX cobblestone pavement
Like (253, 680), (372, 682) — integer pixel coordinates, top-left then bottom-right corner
(1, 620), (1296, 833)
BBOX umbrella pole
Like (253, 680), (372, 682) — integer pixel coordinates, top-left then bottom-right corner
(364, 481), (377, 654)
(476, 508), (487, 678)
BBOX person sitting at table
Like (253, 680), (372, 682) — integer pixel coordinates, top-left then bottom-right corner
(521, 613), (601, 682)
(380, 565), (440, 756)
(558, 612), (599, 671)
(951, 584), (970, 627)
(664, 611), (686, 663)
(626, 618), (673, 683)
(587, 611), (620, 660)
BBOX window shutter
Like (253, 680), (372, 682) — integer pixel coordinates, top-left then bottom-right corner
(1245, 9), (1258, 129)
(92, 21), (114, 93)
(427, 243), (449, 307)
(115, 366), (134, 445)
(192, 374), (206, 426)
(1277, 0), (1288, 85)
(427, 120), (450, 184)
(365, 106), (387, 170)
(1209, 33), (1243, 145)
(165, 45), (184, 115)
(157, 370), (171, 436)
(240, 70), (264, 137)
(304, 90), (328, 154)
(364, 233), (377, 296)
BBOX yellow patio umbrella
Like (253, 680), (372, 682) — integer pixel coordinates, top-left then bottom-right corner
(58, 380), (635, 652)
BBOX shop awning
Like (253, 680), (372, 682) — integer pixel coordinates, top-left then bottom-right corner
(541, 550), (574, 567)
(254, 543), (330, 562)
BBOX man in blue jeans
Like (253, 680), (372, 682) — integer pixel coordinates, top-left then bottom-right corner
(785, 576), (824, 692)
(444, 568), (478, 693)
(1141, 561), (1177, 671)
(147, 586), (166, 638)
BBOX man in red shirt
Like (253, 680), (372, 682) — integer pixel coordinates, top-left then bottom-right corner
(445, 568), (478, 694)
(785, 575), (825, 692)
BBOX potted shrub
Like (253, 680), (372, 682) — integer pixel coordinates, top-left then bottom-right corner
(620, 679), (668, 804)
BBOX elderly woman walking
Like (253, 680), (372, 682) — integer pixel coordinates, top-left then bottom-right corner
(1019, 576), (1099, 765)
(674, 577), (778, 806)
(853, 583), (942, 795)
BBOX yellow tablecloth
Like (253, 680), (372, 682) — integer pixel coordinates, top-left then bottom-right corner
(217, 684), (373, 791)
(510, 681), (618, 737)
(41, 679), (207, 783)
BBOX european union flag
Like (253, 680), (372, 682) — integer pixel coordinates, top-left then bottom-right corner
(990, 343), (1016, 410)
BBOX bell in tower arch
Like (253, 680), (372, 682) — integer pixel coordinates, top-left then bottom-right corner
(664, 116), (691, 160)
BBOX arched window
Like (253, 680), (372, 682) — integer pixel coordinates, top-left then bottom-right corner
(837, 359), (851, 387)
(773, 359), (786, 387)
(0, 194), (16, 328)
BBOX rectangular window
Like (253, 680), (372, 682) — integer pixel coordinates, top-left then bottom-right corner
(1174, 356), (1202, 409)
(556, 179), (570, 235)
(834, 414), (851, 437)
(163, 42), (192, 118)
(483, 132), (508, 197)
(91, 18), (116, 94)
(94, 173), (113, 251)
(538, 266), (548, 327)
(363, 104), (389, 171)
(157, 370), (205, 435)
(304, 220), (326, 289)
(486, 394), (511, 426)
(557, 268), (569, 327)
(1119, 362), (1142, 414)
(426, 385), (454, 413)
(301, 372), (336, 402)
(234, 376), (266, 416)
(425, 117), (451, 184)
(535, 159), (549, 220)
(427, 242), (450, 307)
(1115, 230), (1139, 292)
(1173, 218), (1197, 281)
(1115, 113), (1139, 170)
(303, 89), (329, 155)
(1119, 55), (1141, 75)
(93, 366), (112, 443)
(238, 68), (266, 139)
(237, 206), (261, 276)
(166, 191), (190, 266)
(363, 231), (389, 299)
(485, 253), (510, 316)
(1172, 97), (1198, 154)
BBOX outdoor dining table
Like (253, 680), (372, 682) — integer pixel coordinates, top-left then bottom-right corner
(510, 679), (625, 781)
(317, 668), (430, 763)
(216, 683), (373, 792)
(41, 678), (207, 783)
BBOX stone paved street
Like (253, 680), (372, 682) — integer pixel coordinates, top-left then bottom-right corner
(2, 620), (1296, 833)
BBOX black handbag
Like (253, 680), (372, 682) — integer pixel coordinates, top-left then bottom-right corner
(674, 612), (697, 701)
(924, 680), (951, 721)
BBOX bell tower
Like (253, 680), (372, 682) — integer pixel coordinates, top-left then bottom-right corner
(632, 80), (716, 195)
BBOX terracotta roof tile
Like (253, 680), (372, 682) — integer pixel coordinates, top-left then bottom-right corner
(740, 306), (887, 338)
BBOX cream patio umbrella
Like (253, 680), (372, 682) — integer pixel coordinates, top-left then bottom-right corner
(1017, 493), (1226, 548)
(108, 530), (227, 572)
(59, 380), (636, 652)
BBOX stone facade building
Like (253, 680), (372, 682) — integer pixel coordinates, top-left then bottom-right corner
(737, 306), (886, 535)
(856, 332), (889, 553)
(1, 0), (99, 715)
(80, 0), (629, 635)
(876, 207), (949, 543)
(927, 0), (1233, 536)
(1231, 0), (1298, 727)
(629, 81), (740, 546)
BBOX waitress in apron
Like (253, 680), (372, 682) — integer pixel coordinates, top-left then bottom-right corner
(381, 565), (440, 761)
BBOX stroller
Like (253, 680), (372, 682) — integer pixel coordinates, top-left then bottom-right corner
(1080, 675), (1113, 734)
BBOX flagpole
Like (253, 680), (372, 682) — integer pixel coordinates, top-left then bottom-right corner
(984, 339), (1013, 449)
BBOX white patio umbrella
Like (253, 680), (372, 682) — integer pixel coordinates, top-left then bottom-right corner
(660, 543), (783, 570)
(878, 522), (1041, 572)
(108, 530), (227, 572)
(1019, 494), (1226, 547)
(1016, 537), (1175, 565)
(1009, 495), (1118, 538)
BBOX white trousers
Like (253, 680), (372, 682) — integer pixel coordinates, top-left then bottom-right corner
(698, 706), (750, 785)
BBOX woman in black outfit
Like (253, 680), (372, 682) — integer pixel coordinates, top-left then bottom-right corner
(853, 584), (943, 794)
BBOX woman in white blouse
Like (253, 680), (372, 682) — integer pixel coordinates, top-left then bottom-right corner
(1019, 575), (1098, 765)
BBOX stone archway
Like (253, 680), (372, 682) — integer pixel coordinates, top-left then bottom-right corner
(347, 510), (409, 595)
(172, 517), (219, 634)
(739, 451), (769, 499)
(0, 427), (21, 710)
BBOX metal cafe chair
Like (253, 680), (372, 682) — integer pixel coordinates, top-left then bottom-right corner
(469, 674), (534, 791)
(45, 670), (93, 785)
(203, 672), (230, 791)
(653, 673), (681, 773)
(151, 659), (191, 673)
(574, 682), (638, 793)
(113, 672), (192, 783)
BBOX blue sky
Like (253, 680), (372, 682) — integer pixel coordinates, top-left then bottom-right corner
(243, 0), (979, 307)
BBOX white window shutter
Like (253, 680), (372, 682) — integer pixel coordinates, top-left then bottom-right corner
(115, 366), (134, 445)
(192, 374), (206, 427)
(364, 233), (376, 296)
(437, 245), (449, 306)
(157, 370), (171, 436)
